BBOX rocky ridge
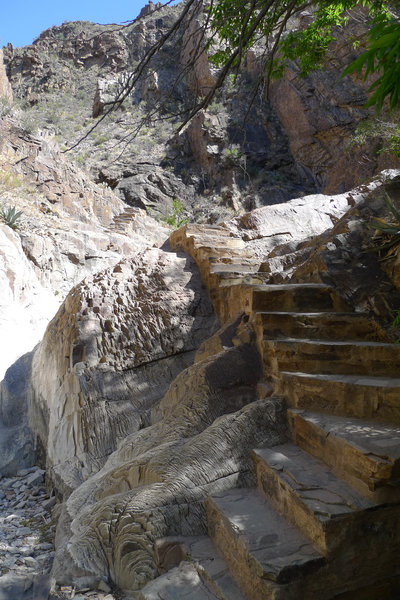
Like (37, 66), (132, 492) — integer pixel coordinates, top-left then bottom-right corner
(2, 2), (399, 223)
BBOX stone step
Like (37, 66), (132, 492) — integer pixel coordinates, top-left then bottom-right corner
(251, 284), (349, 313)
(206, 487), (325, 600)
(254, 311), (388, 342)
(147, 536), (247, 600)
(279, 371), (400, 423)
(139, 561), (223, 599)
(263, 338), (400, 377)
(209, 263), (260, 274)
(253, 442), (389, 554)
(184, 536), (247, 600)
(212, 272), (272, 290)
(288, 410), (400, 500)
(208, 256), (261, 267)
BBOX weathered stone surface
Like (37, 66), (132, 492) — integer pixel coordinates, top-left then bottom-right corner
(181, 16), (215, 97)
(265, 172), (400, 323)
(263, 338), (400, 379)
(0, 49), (12, 104)
(206, 487), (324, 599)
(269, 17), (400, 193)
(254, 311), (389, 342)
(140, 561), (219, 600)
(50, 393), (286, 591)
(30, 246), (218, 495)
(141, 535), (247, 599)
(253, 443), (375, 554)
(280, 371), (400, 423)
(0, 224), (59, 381)
(288, 410), (400, 499)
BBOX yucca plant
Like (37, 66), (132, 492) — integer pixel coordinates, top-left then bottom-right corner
(0, 205), (23, 230)
(369, 194), (400, 257)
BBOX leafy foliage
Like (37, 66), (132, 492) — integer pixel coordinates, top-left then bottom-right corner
(0, 205), (23, 230)
(206, 1), (398, 106)
(369, 193), (400, 253)
(351, 111), (400, 157)
(344, 16), (400, 111)
(163, 198), (188, 228)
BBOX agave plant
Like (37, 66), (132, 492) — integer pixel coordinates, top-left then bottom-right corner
(0, 205), (24, 230)
(369, 194), (400, 256)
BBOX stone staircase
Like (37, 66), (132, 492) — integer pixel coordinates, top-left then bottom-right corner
(109, 206), (139, 234)
(141, 224), (400, 599)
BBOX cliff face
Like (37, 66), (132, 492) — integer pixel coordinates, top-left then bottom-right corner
(3, 3), (399, 223)
(0, 49), (12, 104)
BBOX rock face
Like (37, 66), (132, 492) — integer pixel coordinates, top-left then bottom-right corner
(0, 117), (168, 373)
(0, 49), (12, 103)
(50, 318), (286, 591)
(0, 116), (170, 479)
(2, 164), (400, 596)
(3, 5), (399, 222)
(30, 245), (218, 496)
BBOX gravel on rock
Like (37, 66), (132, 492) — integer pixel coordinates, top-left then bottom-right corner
(0, 466), (122, 600)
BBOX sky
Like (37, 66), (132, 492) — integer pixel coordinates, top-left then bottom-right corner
(1, 0), (181, 48)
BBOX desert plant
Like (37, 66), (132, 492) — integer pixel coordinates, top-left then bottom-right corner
(369, 194), (400, 255)
(163, 198), (188, 228)
(0, 98), (11, 118)
(222, 146), (244, 168)
(19, 111), (39, 135)
(0, 205), (23, 230)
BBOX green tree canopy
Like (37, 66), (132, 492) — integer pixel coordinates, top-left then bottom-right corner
(206, 0), (400, 111)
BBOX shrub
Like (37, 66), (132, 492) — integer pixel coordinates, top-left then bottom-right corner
(0, 98), (11, 118)
(369, 194), (400, 255)
(0, 205), (23, 230)
(163, 198), (188, 228)
(19, 111), (39, 135)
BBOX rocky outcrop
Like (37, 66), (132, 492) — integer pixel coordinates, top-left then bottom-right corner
(4, 4), (398, 223)
(181, 16), (215, 97)
(269, 18), (399, 193)
(0, 49), (12, 104)
(0, 117), (168, 374)
(50, 316), (286, 591)
(2, 167), (400, 596)
(30, 245), (218, 495)
(0, 116), (170, 483)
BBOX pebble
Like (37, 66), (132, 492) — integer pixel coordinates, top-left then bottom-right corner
(0, 466), (121, 600)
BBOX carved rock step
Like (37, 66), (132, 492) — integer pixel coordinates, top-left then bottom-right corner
(263, 338), (400, 377)
(251, 284), (349, 313)
(209, 266), (270, 290)
(253, 442), (380, 555)
(206, 487), (325, 600)
(183, 536), (247, 600)
(288, 410), (400, 500)
(209, 262), (261, 274)
(254, 311), (388, 342)
(141, 536), (246, 600)
(279, 371), (400, 423)
(139, 562), (223, 599)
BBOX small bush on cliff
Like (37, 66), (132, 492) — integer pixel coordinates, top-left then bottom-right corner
(0, 98), (11, 118)
(0, 205), (23, 230)
(163, 198), (188, 229)
(369, 194), (400, 254)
